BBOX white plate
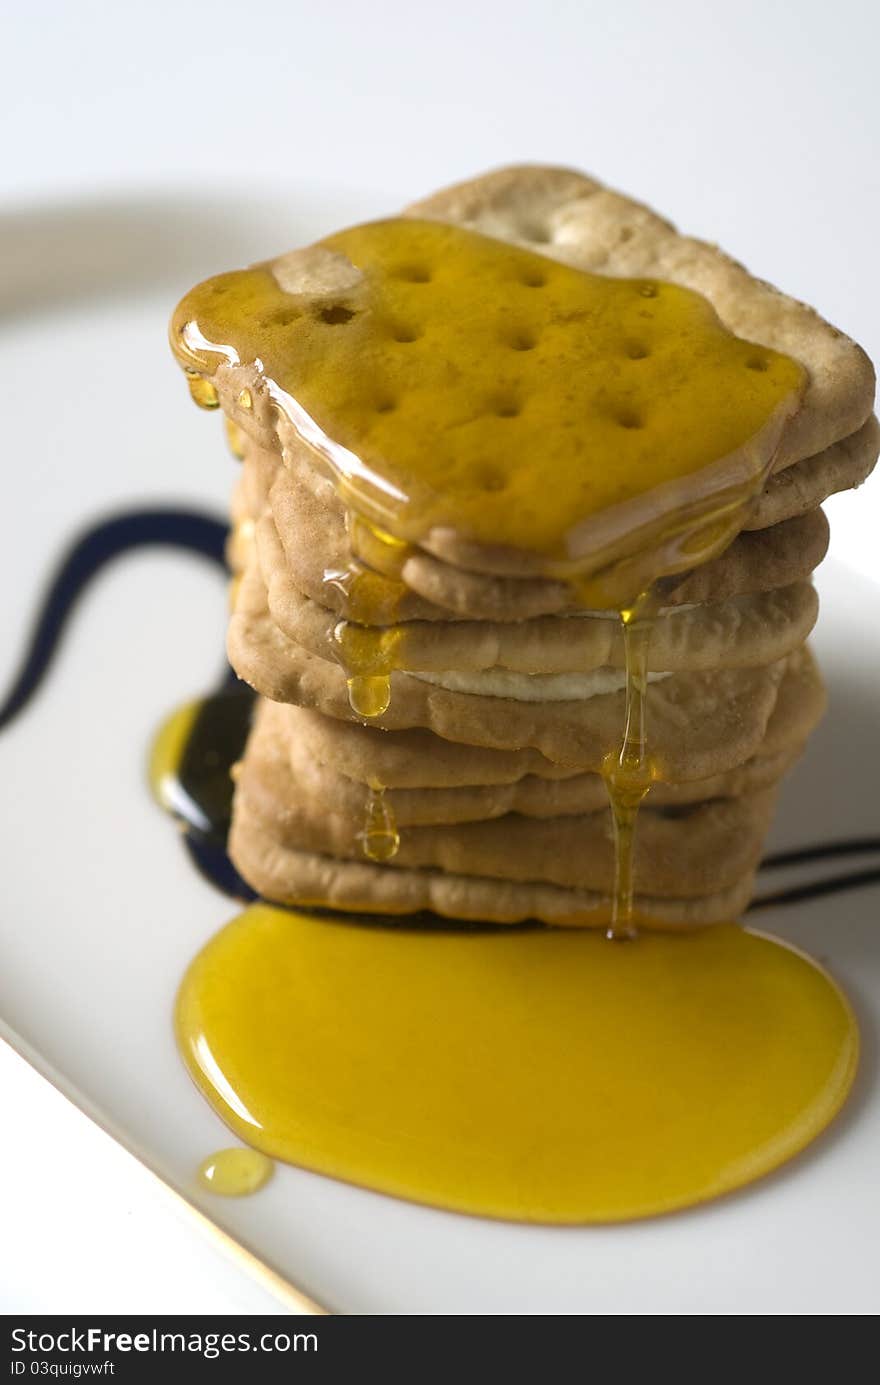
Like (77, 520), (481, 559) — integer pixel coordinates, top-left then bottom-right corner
(1, 193), (878, 1316)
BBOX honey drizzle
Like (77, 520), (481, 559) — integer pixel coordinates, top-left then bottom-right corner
(359, 782), (400, 862)
(604, 593), (658, 939)
(323, 513), (412, 720)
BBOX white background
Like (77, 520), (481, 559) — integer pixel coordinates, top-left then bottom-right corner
(2, 0), (878, 1315)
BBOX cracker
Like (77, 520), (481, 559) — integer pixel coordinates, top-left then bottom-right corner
(283, 643), (824, 791)
(228, 811), (758, 930)
(265, 446), (830, 622)
(183, 163), (873, 584)
(744, 413), (878, 530)
(258, 518), (817, 675)
(229, 562), (790, 779)
(262, 702), (799, 825)
(407, 166), (874, 471)
(236, 710), (776, 896)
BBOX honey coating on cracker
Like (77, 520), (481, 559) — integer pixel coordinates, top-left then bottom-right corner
(171, 218), (805, 569)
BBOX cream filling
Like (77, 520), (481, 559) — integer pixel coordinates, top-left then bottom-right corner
(410, 667), (672, 702)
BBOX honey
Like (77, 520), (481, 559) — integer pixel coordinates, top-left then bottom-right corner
(197, 1146), (274, 1197)
(358, 783), (400, 862)
(602, 592), (659, 940)
(185, 370), (220, 411)
(149, 688), (254, 845)
(177, 906), (857, 1222)
(170, 218), (804, 582)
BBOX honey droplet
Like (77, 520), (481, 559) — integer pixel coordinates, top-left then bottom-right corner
(197, 1147), (273, 1197)
(225, 416), (246, 459)
(237, 387), (253, 410)
(185, 371), (220, 410)
(347, 673), (391, 718)
(359, 783), (400, 862)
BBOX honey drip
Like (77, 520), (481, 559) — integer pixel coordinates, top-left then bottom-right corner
(321, 515), (410, 719)
(604, 593), (658, 939)
(185, 370), (220, 410)
(359, 783), (400, 862)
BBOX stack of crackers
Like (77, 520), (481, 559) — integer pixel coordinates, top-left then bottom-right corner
(181, 167), (877, 927)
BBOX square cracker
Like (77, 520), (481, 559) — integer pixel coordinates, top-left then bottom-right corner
(405, 165), (874, 469)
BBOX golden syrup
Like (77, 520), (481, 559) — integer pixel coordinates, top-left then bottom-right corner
(197, 1147), (274, 1197)
(224, 416), (246, 459)
(170, 218), (804, 583)
(185, 370), (220, 410)
(331, 517), (410, 718)
(148, 690), (254, 842)
(345, 674), (390, 719)
(358, 783), (400, 862)
(149, 699), (200, 815)
(177, 906), (858, 1223)
(603, 593), (658, 940)
(337, 620), (402, 719)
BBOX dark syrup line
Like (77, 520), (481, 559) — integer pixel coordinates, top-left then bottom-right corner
(0, 508), (228, 731)
(761, 838), (880, 869)
(750, 868), (880, 912)
(750, 838), (880, 910)
(1, 507), (878, 914)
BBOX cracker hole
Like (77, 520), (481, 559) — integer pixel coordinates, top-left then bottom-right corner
(616, 408), (644, 430)
(475, 465), (508, 493)
(269, 307), (301, 327)
(746, 355), (769, 372)
(507, 331), (537, 352)
(520, 271), (547, 288)
(391, 326), (422, 343)
(375, 397), (397, 414)
(318, 304), (356, 325)
(493, 398), (521, 419)
(625, 342), (650, 360)
(619, 227), (634, 243)
(395, 265), (432, 283)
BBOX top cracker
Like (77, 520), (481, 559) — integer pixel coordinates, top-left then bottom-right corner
(171, 165), (874, 580)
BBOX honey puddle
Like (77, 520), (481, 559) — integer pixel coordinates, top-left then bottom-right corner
(167, 216), (859, 1216)
(177, 905), (857, 1222)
